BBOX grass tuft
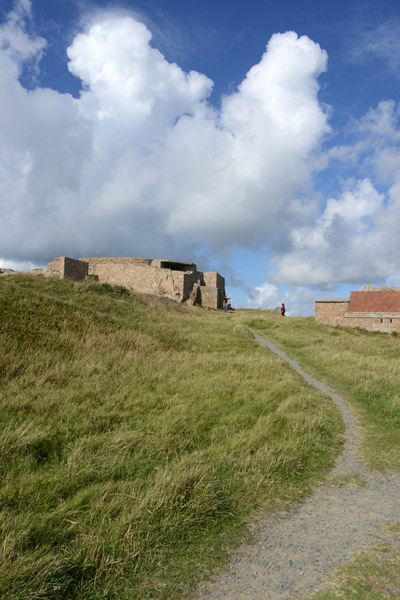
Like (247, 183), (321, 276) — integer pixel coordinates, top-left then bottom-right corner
(307, 532), (400, 599)
(0, 275), (343, 599)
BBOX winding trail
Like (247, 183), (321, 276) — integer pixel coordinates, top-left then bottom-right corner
(196, 330), (400, 599)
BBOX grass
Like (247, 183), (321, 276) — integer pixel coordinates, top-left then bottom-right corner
(326, 473), (367, 488)
(246, 312), (400, 471)
(244, 311), (400, 599)
(0, 275), (343, 600)
(304, 524), (400, 599)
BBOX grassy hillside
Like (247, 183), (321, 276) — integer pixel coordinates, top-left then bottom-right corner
(247, 312), (400, 471)
(0, 275), (342, 600)
(243, 313), (400, 599)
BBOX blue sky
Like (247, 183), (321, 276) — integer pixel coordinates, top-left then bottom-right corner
(2, 0), (400, 314)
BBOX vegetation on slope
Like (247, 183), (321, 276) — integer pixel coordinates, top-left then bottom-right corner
(246, 313), (400, 599)
(248, 313), (400, 470)
(0, 275), (342, 600)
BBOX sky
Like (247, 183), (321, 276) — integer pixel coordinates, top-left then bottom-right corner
(2, 0), (400, 314)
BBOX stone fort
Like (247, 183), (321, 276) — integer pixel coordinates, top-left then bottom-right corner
(46, 256), (225, 309)
(315, 285), (400, 334)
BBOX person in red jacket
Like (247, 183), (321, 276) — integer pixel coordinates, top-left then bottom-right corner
(281, 303), (285, 316)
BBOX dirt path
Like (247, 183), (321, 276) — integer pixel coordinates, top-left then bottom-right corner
(196, 330), (400, 599)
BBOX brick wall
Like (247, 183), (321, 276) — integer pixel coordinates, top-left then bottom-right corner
(315, 299), (349, 326)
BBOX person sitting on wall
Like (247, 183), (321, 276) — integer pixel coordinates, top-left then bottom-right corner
(281, 303), (286, 316)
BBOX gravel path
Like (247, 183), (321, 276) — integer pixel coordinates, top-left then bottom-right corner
(196, 330), (400, 599)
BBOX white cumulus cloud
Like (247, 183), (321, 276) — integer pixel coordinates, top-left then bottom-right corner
(245, 281), (321, 316)
(6, 1), (400, 314)
(0, 3), (329, 268)
(269, 99), (400, 291)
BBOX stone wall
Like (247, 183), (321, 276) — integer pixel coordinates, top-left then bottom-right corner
(343, 313), (400, 333)
(203, 272), (225, 299)
(199, 286), (220, 309)
(152, 269), (183, 301)
(79, 259), (199, 302)
(46, 257), (64, 277)
(47, 255), (225, 309)
(64, 257), (88, 281)
(80, 257), (152, 270)
(315, 299), (349, 326)
(180, 271), (204, 302)
(46, 256), (88, 281)
(151, 259), (197, 271)
(81, 260), (162, 293)
(343, 291), (400, 333)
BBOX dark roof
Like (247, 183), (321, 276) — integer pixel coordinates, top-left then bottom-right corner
(347, 291), (400, 313)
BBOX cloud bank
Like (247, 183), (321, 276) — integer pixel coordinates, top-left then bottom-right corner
(270, 101), (400, 293)
(1, 1), (329, 267)
(2, 1), (400, 315)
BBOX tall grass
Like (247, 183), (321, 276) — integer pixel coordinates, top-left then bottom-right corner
(247, 311), (400, 471)
(0, 275), (342, 599)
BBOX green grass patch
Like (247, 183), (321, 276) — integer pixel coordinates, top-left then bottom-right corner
(0, 274), (342, 599)
(306, 525), (400, 599)
(247, 311), (400, 471)
(326, 473), (367, 488)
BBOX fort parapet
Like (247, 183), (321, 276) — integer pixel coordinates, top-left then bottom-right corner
(46, 256), (225, 309)
(46, 256), (88, 281)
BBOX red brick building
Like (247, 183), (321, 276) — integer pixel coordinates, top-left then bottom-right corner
(315, 289), (400, 333)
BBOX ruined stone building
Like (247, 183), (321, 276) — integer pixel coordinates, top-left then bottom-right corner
(315, 285), (400, 333)
(46, 256), (225, 309)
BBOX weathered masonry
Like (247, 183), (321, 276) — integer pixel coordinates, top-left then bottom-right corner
(46, 256), (225, 309)
(315, 287), (400, 333)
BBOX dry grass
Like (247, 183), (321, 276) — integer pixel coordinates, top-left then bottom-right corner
(246, 311), (400, 471)
(0, 275), (342, 599)
(306, 535), (400, 599)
